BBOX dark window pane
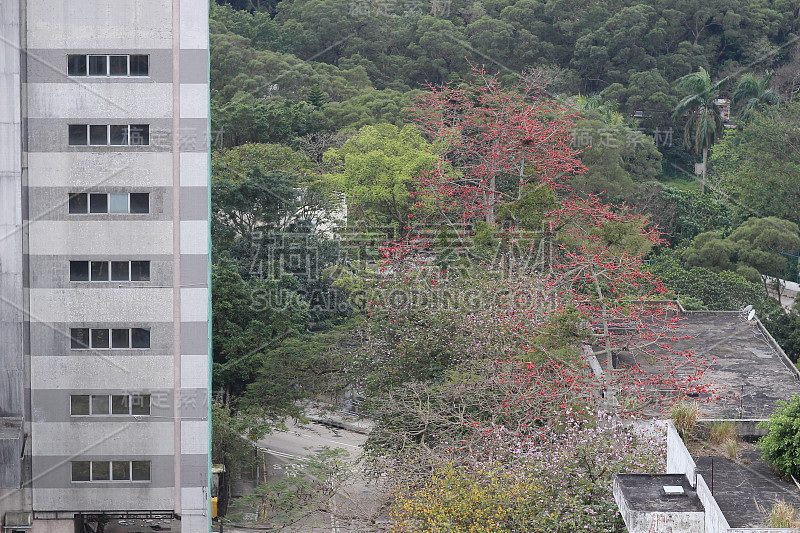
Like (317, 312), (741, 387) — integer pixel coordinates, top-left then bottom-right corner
(132, 461), (150, 481)
(131, 328), (150, 349)
(70, 261), (89, 282)
(91, 328), (110, 349)
(89, 125), (107, 145)
(88, 55), (107, 76)
(112, 461), (130, 480)
(130, 261), (150, 281)
(67, 54), (86, 76)
(109, 125), (128, 145)
(129, 193), (149, 214)
(70, 395), (90, 415)
(109, 55), (127, 76)
(129, 124), (149, 145)
(72, 461), (91, 481)
(131, 394), (150, 416)
(71, 328), (90, 349)
(91, 395), (109, 415)
(92, 461), (110, 480)
(69, 193), (88, 214)
(130, 55), (149, 76)
(68, 125), (87, 146)
(111, 261), (129, 281)
(90, 261), (109, 281)
(89, 193), (108, 213)
(111, 328), (130, 348)
(111, 395), (129, 414)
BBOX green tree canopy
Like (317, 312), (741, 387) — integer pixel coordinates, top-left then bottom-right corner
(709, 103), (800, 226)
(323, 123), (440, 231)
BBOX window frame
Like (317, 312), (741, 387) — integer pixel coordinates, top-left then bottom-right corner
(67, 54), (150, 77)
(68, 124), (151, 147)
(69, 260), (151, 282)
(71, 460), (151, 482)
(70, 394), (151, 416)
(67, 192), (150, 215)
(70, 327), (151, 350)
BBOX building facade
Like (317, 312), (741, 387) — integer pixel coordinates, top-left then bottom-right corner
(0, 0), (211, 531)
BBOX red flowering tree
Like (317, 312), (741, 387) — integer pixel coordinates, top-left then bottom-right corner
(543, 194), (719, 413)
(408, 66), (584, 228)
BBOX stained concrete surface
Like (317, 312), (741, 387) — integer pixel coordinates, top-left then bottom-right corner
(695, 449), (800, 528)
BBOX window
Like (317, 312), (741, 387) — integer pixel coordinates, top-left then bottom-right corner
(67, 54), (149, 77)
(131, 328), (150, 349)
(109, 125), (128, 146)
(71, 460), (151, 482)
(92, 395), (110, 415)
(69, 261), (89, 281)
(91, 328), (109, 349)
(129, 125), (149, 146)
(67, 54), (87, 76)
(130, 261), (150, 281)
(132, 461), (151, 481)
(72, 461), (90, 482)
(68, 125), (150, 146)
(130, 55), (149, 76)
(67, 193), (149, 214)
(70, 395), (90, 415)
(131, 394), (151, 416)
(112, 328), (130, 348)
(70, 328), (150, 349)
(68, 125), (87, 146)
(70, 394), (150, 416)
(92, 461), (110, 480)
(112, 461), (130, 480)
(70, 261), (150, 282)
(111, 395), (129, 415)
(89, 124), (107, 145)
(90, 261), (109, 281)
(70, 328), (89, 349)
(130, 193), (150, 213)
(69, 193), (89, 213)
(88, 55), (107, 76)
(109, 55), (127, 76)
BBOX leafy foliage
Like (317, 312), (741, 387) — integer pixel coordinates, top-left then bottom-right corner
(758, 394), (800, 478)
(389, 413), (664, 533)
(709, 103), (800, 227)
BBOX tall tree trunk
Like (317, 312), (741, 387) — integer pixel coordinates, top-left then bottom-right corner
(701, 147), (707, 193)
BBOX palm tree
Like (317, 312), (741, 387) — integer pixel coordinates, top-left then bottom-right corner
(672, 67), (729, 193)
(733, 70), (782, 122)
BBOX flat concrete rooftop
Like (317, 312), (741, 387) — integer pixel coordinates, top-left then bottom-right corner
(696, 449), (800, 528)
(616, 312), (800, 419)
(616, 473), (703, 512)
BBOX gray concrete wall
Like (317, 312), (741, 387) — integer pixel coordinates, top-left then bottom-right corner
(0, 0), (26, 492)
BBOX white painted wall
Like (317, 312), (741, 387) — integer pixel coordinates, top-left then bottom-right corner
(667, 420), (697, 487)
(696, 474), (729, 533)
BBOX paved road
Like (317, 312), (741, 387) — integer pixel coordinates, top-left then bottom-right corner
(220, 421), (380, 532)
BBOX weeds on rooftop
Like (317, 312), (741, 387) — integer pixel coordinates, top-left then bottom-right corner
(767, 499), (800, 528)
(671, 401), (700, 443)
(710, 421), (738, 444)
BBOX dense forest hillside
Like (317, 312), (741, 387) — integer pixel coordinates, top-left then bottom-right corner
(210, 1), (800, 526)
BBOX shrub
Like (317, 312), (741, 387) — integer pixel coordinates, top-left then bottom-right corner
(671, 401), (700, 442)
(767, 500), (799, 528)
(710, 421), (737, 444)
(757, 394), (800, 478)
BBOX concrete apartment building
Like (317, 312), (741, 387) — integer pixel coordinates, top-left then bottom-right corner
(0, 0), (211, 531)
